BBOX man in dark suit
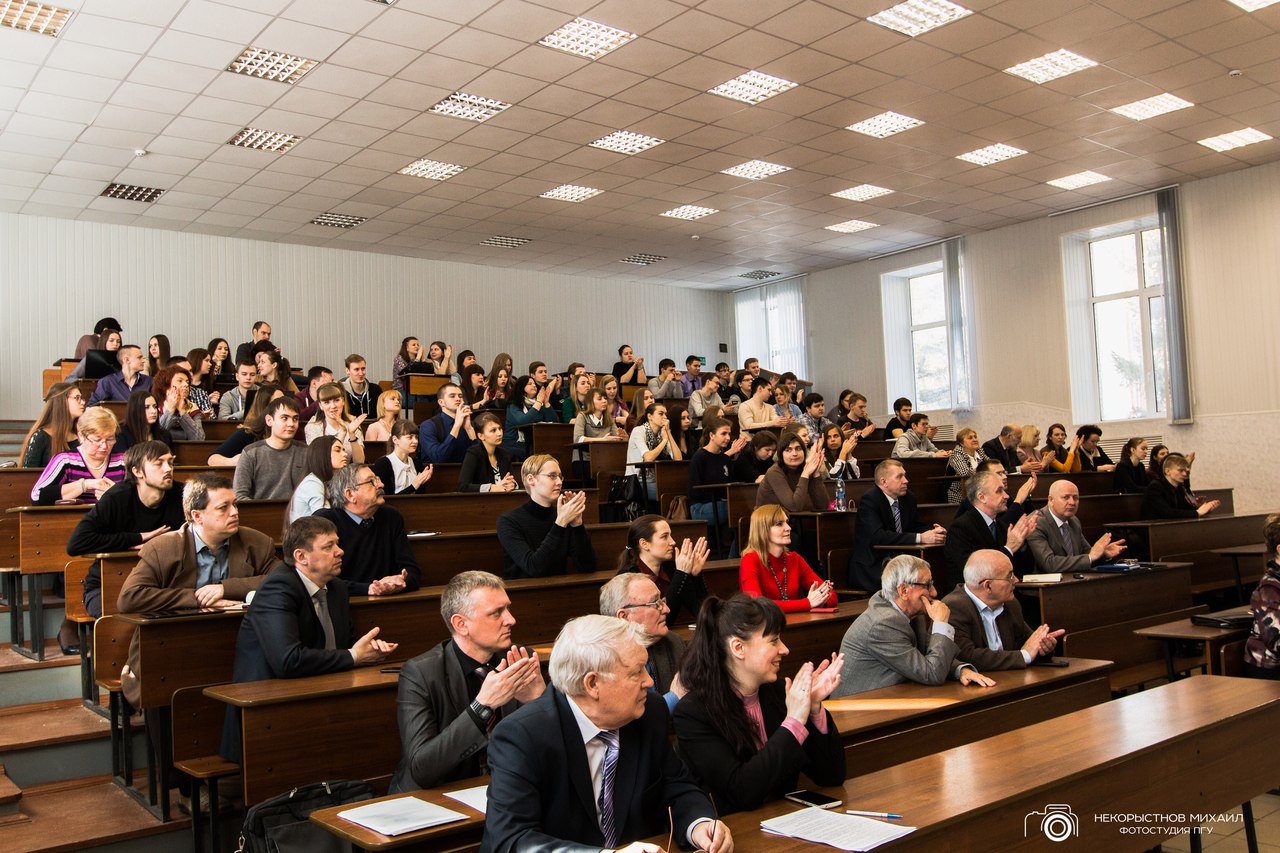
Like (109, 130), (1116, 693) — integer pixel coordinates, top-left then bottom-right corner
(315, 463), (421, 596)
(482, 615), (731, 853)
(600, 574), (686, 712)
(982, 424), (1042, 474)
(848, 459), (946, 591)
(1026, 480), (1128, 572)
(953, 459), (1036, 525)
(389, 571), (544, 793)
(942, 550), (1064, 670)
(943, 470), (1038, 584)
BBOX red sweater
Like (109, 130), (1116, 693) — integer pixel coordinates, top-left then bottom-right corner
(739, 551), (837, 613)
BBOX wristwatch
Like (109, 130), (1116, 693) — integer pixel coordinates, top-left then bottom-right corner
(470, 699), (495, 722)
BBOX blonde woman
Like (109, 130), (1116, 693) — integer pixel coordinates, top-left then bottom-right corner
(365, 389), (404, 443)
(305, 382), (366, 463)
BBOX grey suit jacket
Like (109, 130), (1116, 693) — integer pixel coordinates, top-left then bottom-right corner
(941, 586), (1039, 670)
(1026, 511), (1093, 573)
(835, 592), (964, 696)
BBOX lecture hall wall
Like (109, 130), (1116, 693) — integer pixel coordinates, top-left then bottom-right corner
(804, 158), (1280, 515)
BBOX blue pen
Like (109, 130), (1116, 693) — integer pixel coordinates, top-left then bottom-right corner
(846, 809), (903, 820)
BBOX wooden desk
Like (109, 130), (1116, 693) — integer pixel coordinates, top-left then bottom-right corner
(1107, 513), (1272, 595)
(172, 440), (222, 466)
(1214, 543), (1267, 606)
(406, 376), (449, 398)
(1133, 606), (1251, 682)
(530, 423), (573, 483)
(310, 781), (487, 853)
(570, 439), (628, 483)
(384, 489), (600, 531)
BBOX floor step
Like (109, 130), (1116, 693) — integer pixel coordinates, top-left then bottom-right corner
(0, 699), (145, 788)
(0, 640), (78, 674)
(0, 657), (83, 709)
(0, 764), (25, 826)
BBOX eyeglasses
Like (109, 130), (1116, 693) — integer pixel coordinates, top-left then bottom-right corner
(905, 580), (936, 590)
(985, 573), (1017, 585)
(353, 478), (380, 489)
(78, 434), (112, 447)
(538, 471), (564, 481)
(621, 597), (667, 611)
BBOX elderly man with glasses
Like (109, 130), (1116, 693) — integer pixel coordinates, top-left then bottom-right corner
(315, 463), (421, 596)
(941, 550), (1065, 670)
(834, 554), (996, 696)
(600, 573), (687, 713)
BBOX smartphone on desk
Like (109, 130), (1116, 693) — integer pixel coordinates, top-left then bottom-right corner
(786, 790), (842, 809)
(1032, 659), (1070, 667)
(809, 607), (838, 614)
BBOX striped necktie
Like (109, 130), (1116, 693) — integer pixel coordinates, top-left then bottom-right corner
(891, 501), (902, 533)
(596, 729), (620, 848)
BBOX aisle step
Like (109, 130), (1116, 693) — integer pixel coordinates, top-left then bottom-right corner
(0, 647), (82, 708)
(0, 764), (25, 826)
(0, 699), (144, 788)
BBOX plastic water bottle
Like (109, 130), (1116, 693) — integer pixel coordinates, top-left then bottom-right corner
(835, 478), (846, 512)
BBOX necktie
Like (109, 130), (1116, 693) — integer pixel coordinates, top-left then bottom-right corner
(1060, 522), (1074, 555)
(597, 729), (620, 848)
(313, 589), (337, 650)
(891, 501), (902, 533)
(989, 520), (998, 541)
(360, 517), (374, 530)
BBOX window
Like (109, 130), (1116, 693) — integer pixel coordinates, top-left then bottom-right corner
(907, 271), (950, 410)
(734, 275), (808, 378)
(1086, 228), (1166, 420)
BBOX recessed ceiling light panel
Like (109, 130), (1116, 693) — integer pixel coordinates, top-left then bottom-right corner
(740, 270), (782, 280)
(101, 183), (165, 203)
(956, 143), (1027, 165)
(721, 160), (790, 180)
(661, 205), (718, 220)
(540, 184), (602, 202)
(1046, 170), (1111, 190)
(1, 1), (72, 37)
(227, 46), (319, 84)
(1198, 127), (1273, 152)
(590, 130), (665, 154)
(707, 70), (797, 105)
(846, 111), (924, 138)
(430, 92), (512, 122)
(869, 0), (973, 37)
(480, 235), (530, 247)
(311, 212), (367, 228)
(1004, 49), (1097, 84)
(228, 127), (301, 153)
(539, 17), (636, 59)
(832, 184), (894, 201)
(825, 219), (879, 233)
(620, 253), (666, 265)
(399, 158), (467, 180)
(1110, 93), (1194, 120)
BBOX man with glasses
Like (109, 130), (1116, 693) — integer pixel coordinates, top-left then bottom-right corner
(835, 554), (995, 696)
(601, 574), (686, 712)
(497, 454), (596, 579)
(942, 550), (1064, 670)
(315, 463), (420, 596)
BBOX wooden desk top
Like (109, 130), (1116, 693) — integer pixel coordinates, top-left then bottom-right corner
(205, 666), (400, 708)
(1105, 512), (1270, 529)
(309, 780), (488, 851)
(1215, 543), (1267, 556)
(1016, 561), (1192, 589)
(1133, 606), (1251, 642)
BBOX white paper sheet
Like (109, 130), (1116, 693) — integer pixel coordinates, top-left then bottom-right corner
(443, 785), (488, 814)
(338, 796), (467, 836)
(760, 807), (915, 851)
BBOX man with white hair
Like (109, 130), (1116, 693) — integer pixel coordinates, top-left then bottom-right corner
(943, 470), (1039, 581)
(1026, 479), (1127, 572)
(483, 615), (732, 853)
(390, 571), (544, 793)
(835, 555), (995, 697)
(942, 550), (1064, 670)
(600, 574), (686, 712)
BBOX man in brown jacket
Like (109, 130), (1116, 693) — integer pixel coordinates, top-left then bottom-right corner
(941, 549), (1064, 671)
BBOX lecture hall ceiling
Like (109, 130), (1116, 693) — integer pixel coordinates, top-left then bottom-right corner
(0, 0), (1278, 289)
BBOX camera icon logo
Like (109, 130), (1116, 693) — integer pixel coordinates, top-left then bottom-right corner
(1025, 804), (1079, 842)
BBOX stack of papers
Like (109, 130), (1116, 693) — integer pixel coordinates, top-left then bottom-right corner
(1021, 573), (1062, 584)
(338, 797), (468, 836)
(761, 807), (914, 851)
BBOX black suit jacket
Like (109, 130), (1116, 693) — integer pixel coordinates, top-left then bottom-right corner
(942, 508), (1033, 587)
(482, 688), (712, 853)
(1142, 479), (1199, 519)
(672, 683), (845, 814)
(849, 487), (927, 590)
(981, 437), (1018, 472)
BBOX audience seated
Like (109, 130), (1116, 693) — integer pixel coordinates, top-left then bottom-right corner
(482, 615), (727, 853)
(982, 424), (1041, 474)
(365, 389), (404, 443)
(818, 423), (860, 481)
(739, 505), (836, 613)
(626, 403), (683, 502)
(893, 412), (949, 459)
(255, 348), (297, 395)
(233, 320), (272, 365)
(733, 429), (777, 485)
(1076, 424), (1116, 472)
(152, 366), (205, 441)
(1026, 480), (1127, 572)
(624, 386), (654, 432)
(144, 335), (170, 378)
(419, 382), (477, 465)
(370, 420), (433, 495)
(616, 514), (709, 627)
(391, 336), (423, 395)
(647, 358), (684, 399)
(738, 378), (792, 434)
(943, 471), (1038, 581)
(755, 429), (829, 512)
(66, 329), (122, 381)
(795, 393), (833, 445)
(771, 386), (803, 423)
(286, 435), (348, 525)
(427, 340), (456, 376)
(502, 374), (557, 463)
(713, 363), (734, 405)
(74, 316), (122, 360)
(884, 397), (914, 439)
(1016, 424), (1042, 467)
(1147, 444), (1170, 481)
(572, 388), (626, 480)
(680, 355), (704, 397)
(561, 371), (595, 423)
(674, 594), (845, 815)
(207, 338), (232, 378)
(1041, 423), (1081, 472)
(1113, 437), (1152, 494)
(314, 463), (422, 596)
(600, 574), (687, 711)
(687, 373), (722, 424)
(482, 366), (512, 410)
(115, 390), (173, 454)
(459, 363), (488, 410)
(837, 391), (877, 440)
(496, 455), (596, 579)
(1245, 515), (1280, 679)
(217, 359), (259, 421)
(598, 373), (628, 423)
(848, 460), (946, 591)
(184, 348), (220, 417)
(304, 381), (366, 464)
(208, 383), (282, 467)
(450, 349), (480, 387)
(22, 382), (85, 469)
(835, 555), (994, 696)
(953, 459), (1036, 525)
(688, 417), (749, 550)
(611, 343), (648, 385)
(944, 428), (987, 503)
(87, 344), (151, 404)
(1143, 453), (1221, 519)
(459, 411), (518, 492)
(294, 365), (333, 423)
(340, 353), (380, 419)
(31, 406), (125, 505)
(232, 396), (308, 500)
(390, 571), (545, 792)
(941, 550), (1063, 670)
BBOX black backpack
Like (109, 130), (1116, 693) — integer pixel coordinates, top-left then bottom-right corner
(237, 779), (374, 853)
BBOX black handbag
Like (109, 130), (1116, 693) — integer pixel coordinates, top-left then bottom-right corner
(237, 779), (375, 853)
(603, 474), (644, 522)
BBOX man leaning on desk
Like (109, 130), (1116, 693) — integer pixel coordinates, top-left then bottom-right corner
(942, 550), (1065, 670)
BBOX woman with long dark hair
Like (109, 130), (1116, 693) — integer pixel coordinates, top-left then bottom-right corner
(185, 348), (220, 416)
(502, 374), (557, 462)
(115, 389), (173, 453)
(483, 366), (512, 408)
(459, 363), (488, 409)
(145, 334), (170, 377)
(207, 337), (233, 378)
(458, 411), (518, 492)
(615, 514), (708, 627)
(1114, 437), (1151, 494)
(818, 422), (859, 481)
(754, 429), (828, 511)
(21, 382), (86, 468)
(672, 594), (845, 814)
(287, 435), (348, 524)
(371, 420), (434, 495)
(1041, 423), (1080, 473)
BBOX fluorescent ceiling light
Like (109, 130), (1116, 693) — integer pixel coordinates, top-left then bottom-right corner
(846, 111), (924, 138)
(0, 1), (72, 37)
(620, 253), (666, 265)
(740, 270), (781, 280)
(399, 158), (467, 180)
(825, 219), (879, 233)
(721, 160), (790, 180)
(539, 17), (636, 59)
(100, 183), (164, 203)
(1198, 127), (1273, 152)
(1226, 0), (1280, 10)
(661, 205), (718, 220)
(868, 0), (973, 37)
(430, 92), (512, 122)
(311, 212), (367, 228)
(1004, 50), (1097, 84)
(228, 127), (301, 153)
(480, 235), (530, 247)
(1046, 171), (1111, 190)
(226, 46), (319, 84)
(707, 70), (797, 105)
(540, 184), (602, 202)
(590, 130), (665, 155)
(956, 143), (1027, 165)
(1110, 93), (1193, 120)
(832, 184), (894, 201)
